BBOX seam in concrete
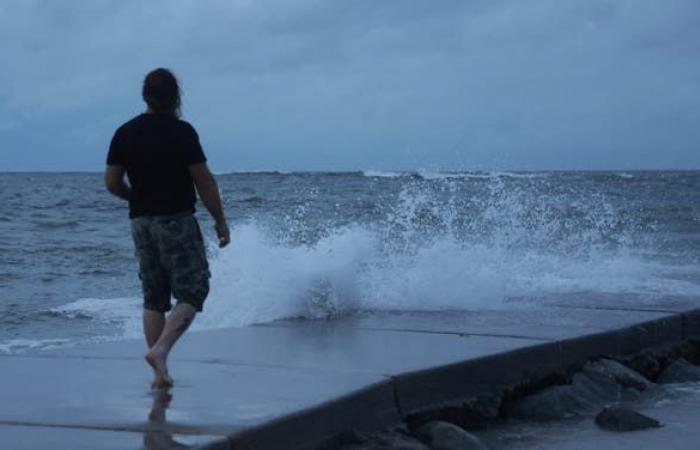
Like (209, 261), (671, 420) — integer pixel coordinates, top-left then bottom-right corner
(356, 327), (552, 341)
(0, 354), (380, 375)
(0, 353), (286, 368)
(254, 322), (553, 340)
(548, 304), (682, 314)
(0, 419), (228, 436)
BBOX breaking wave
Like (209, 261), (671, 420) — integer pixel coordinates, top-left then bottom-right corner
(55, 176), (700, 340)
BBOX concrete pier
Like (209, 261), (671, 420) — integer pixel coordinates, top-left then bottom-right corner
(1, 294), (699, 449)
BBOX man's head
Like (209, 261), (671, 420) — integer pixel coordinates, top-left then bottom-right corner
(142, 68), (181, 117)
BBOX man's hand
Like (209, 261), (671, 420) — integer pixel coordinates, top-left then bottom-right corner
(215, 221), (230, 248)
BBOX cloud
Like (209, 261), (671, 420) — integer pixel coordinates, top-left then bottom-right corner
(0, 0), (698, 170)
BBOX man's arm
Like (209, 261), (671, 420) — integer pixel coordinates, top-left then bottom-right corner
(104, 165), (130, 201)
(189, 162), (230, 248)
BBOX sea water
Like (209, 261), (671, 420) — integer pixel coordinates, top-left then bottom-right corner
(1, 171), (699, 353)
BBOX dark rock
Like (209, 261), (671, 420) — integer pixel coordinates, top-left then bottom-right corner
(508, 359), (661, 421)
(373, 431), (431, 450)
(463, 394), (501, 422)
(332, 429), (430, 450)
(594, 406), (661, 432)
(623, 350), (664, 381)
(414, 421), (489, 450)
(573, 371), (632, 402)
(507, 380), (600, 420)
(407, 394), (501, 431)
(657, 358), (700, 384)
(507, 369), (628, 421)
(579, 359), (663, 402)
(583, 359), (655, 392)
(318, 430), (365, 449)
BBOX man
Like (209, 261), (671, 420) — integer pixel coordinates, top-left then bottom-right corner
(105, 68), (230, 389)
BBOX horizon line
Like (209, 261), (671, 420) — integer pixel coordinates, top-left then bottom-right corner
(1, 168), (699, 175)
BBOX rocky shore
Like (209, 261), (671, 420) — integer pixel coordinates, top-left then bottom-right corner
(316, 340), (700, 450)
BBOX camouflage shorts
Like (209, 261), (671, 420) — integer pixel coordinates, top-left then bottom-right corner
(131, 213), (210, 312)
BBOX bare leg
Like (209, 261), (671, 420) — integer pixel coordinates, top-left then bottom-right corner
(145, 303), (196, 389)
(143, 310), (166, 388)
(143, 310), (166, 349)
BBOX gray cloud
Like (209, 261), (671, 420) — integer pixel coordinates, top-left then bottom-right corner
(0, 0), (698, 171)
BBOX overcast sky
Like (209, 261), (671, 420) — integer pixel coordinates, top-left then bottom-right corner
(1, 0), (698, 172)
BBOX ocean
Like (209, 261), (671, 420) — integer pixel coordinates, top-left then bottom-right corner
(1, 171), (699, 353)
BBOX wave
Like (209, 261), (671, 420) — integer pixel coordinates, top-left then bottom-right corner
(418, 171), (552, 180)
(54, 175), (700, 341)
(33, 220), (80, 230)
(240, 196), (266, 204)
(361, 170), (551, 181)
(0, 338), (72, 354)
(361, 170), (410, 178)
(50, 297), (143, 339)
(56, 220), (699, 342)
(217, 170), (293, 176)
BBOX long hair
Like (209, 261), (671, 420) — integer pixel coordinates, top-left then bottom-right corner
(142, 68), (182, 117)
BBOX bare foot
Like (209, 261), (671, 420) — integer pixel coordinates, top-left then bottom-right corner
(145, 349), (174, 389)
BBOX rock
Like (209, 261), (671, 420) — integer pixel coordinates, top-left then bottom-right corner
(508, 359), (661, 421)
(507, 370), (625, 421)
(322, 430), (368, 450)
(657, 358), (700, 384)
(414, 421), (489, 450)
(583, 359), (655, 392)
(623, 350), (664, 381)
(332, 429), (430, 450)
(573, 371), (633, 402)
(594, 406), (661, 432)
(463, 394), (502, 421)
(508, 380), (599, 420)
(408, 394), (502, 431)
(374, 431), (431, 450)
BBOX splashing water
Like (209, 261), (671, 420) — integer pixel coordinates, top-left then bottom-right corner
(4, 171), (700, 348)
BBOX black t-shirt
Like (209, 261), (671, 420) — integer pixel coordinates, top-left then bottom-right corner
(107, 113), (206, 218)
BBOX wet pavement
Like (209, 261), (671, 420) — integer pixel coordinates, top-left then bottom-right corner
(0, 295), (699, 449)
